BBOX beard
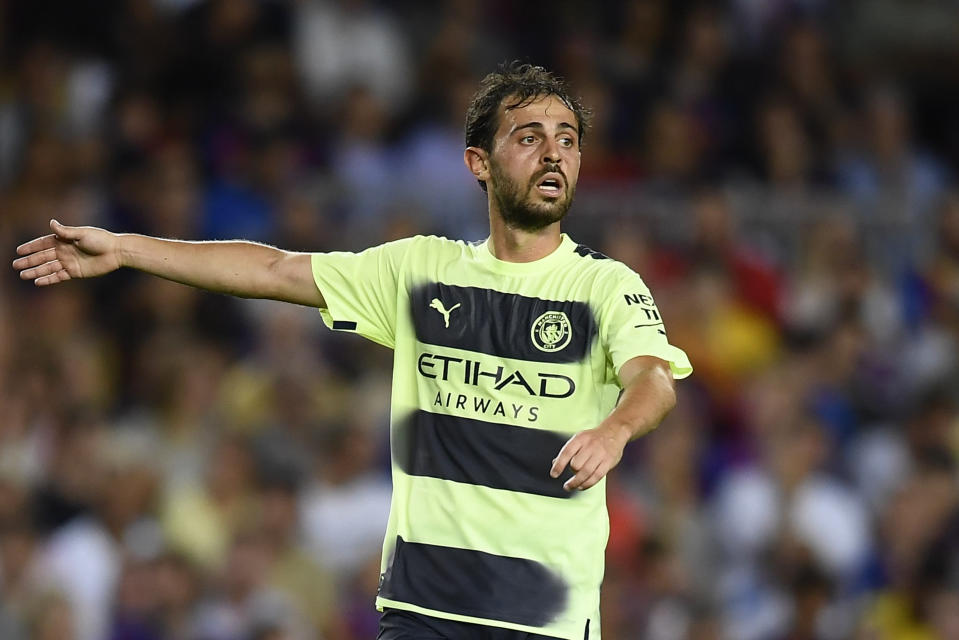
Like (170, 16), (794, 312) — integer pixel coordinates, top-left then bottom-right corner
(489, 160), (575, 232)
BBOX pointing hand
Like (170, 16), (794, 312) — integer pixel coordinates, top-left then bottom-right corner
(12, 219), (121, 286)
(549, 423), (629, 491)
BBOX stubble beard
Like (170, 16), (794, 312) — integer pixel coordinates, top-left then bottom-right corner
(489, 160), (575, 232)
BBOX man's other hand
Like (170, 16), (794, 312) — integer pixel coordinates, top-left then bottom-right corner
(549, 422), (630, 492)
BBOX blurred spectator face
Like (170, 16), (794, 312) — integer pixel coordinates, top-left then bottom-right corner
(869, 89), (910, 165)
(28, 594), (75, 640)
(252, 627), (291, 640)
(208, 0), (259, 44)
(342, 88), (388, 142)
(648, 409), (699, 503)
(0, 478), (29, 527)
(277, 192), (326, 251)
(818, 321), (867, 385)
(155, 554), (200, 614)
(805, 215), (858, 275)
(928, 589), (959, 639)
(317, 423), (377, 485)
(0, 523), (37, 588)
(939, 194), (959, 252)
(759, 100), (810, 185)
(484, 94), (581, 231)
(905, 393), (958, 457)
(641, 538), (689, 597)
(688, 613), (722, 640)
(209, 437), (254, 501)
(115, 92), (162, 152)
(255, 137), (300, 195)
(622, 0), (666, 54)
(146, 141), (200, 239)
(258, 484), (299, 546)
(224, 534), (272, 600)
(767, 419), (827, 489)
(645, 102), (700, 180)
(683, 5), (728, 71)
(20, 134), (70, 191)
(782, 24), (832, 104)
(241, 45), (295, 133)
(49, 415), (107, 509)
(114, 559), (159, 621)
(100, 463), (157, 537)
(19, 43), (67, 115)
(572, 81), (612, 163)
(601, 223), (648, 272)
(881, 466), (957, 584)
(692, 189), (733, 251)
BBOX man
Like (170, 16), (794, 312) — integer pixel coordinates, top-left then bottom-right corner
(14, 62), (692, 639)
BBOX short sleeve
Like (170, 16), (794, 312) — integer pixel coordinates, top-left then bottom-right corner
(310, 237), (414, 349)
(600, 267), (693, 382)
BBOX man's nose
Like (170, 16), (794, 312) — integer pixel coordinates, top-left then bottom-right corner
(541, 139), (561, 164)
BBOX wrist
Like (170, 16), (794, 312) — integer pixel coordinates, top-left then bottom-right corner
(115, 233), (133, 269)
(599, 419), (633, 448)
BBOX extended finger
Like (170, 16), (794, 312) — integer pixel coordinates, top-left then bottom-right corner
(50, 219), (82, 240)
(14, 234), (57, 257)
(575, 462), (611, 491)
(569, 449), (592, 472)
(564, 455), (599, 491)
(34, 269), (71, 286)
(13, 247), (58, 270)
(20, 259), (63, 280)
(550, 436), (582, 478)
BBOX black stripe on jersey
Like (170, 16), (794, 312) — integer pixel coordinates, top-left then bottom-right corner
(410, 283), (597, 364)
(332, 320), (358, 330)
(573, 244), (609, 260)
(393, 411), (575, 499)
(379, 536), (569, 628)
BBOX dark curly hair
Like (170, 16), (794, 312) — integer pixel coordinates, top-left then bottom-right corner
(465, 61), (592, 191)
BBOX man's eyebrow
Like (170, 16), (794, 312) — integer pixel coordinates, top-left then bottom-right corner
(509, 121), (579, 136)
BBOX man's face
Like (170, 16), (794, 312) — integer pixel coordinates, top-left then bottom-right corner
(485, 94), (581, 231)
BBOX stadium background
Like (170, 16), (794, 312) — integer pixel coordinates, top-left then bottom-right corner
(2, 1), (959, 638)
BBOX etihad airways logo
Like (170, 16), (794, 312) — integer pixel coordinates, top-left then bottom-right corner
(416, 352), (575, 399)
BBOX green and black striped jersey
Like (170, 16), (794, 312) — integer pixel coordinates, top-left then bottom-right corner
(311, 234), (692, 640)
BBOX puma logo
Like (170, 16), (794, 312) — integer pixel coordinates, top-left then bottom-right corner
(429, 298), (461, 328)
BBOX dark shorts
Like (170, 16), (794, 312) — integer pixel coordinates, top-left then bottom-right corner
(376, 609), (569, 640)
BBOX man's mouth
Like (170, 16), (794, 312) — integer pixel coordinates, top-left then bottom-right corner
(534, 172), (565, 197)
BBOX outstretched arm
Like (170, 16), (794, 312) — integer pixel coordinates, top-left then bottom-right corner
(12, 219), (324, 307)
(549, 355), (677, 491)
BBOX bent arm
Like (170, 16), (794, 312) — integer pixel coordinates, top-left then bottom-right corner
(13, 219), (324, 307)
(550, 355), (677, 491)
(597, 355), (677, 445)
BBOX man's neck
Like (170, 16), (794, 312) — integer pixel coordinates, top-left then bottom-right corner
(487, 213), (562, 263)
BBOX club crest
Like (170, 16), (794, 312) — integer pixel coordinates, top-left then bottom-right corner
(531, 311), (572, 353)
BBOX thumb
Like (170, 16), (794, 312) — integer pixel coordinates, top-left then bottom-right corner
(50, 219), (81, 241)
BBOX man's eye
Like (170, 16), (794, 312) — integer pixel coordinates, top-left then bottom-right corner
(560, 138), (574, 147)
(521, 135), (536, 144)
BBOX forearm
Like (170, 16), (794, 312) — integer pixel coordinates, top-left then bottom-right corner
(118, 234), (319, 305)
(600, 358), (677, 447)
(549, 357), (677, 491)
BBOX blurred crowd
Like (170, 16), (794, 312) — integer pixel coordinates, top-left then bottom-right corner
(2, 1), (959, 639)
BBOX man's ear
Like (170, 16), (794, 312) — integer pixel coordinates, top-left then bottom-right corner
(464, 147), (491, 187)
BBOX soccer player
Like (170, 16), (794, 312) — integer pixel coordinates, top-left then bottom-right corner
(13, 62), (691, 640)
